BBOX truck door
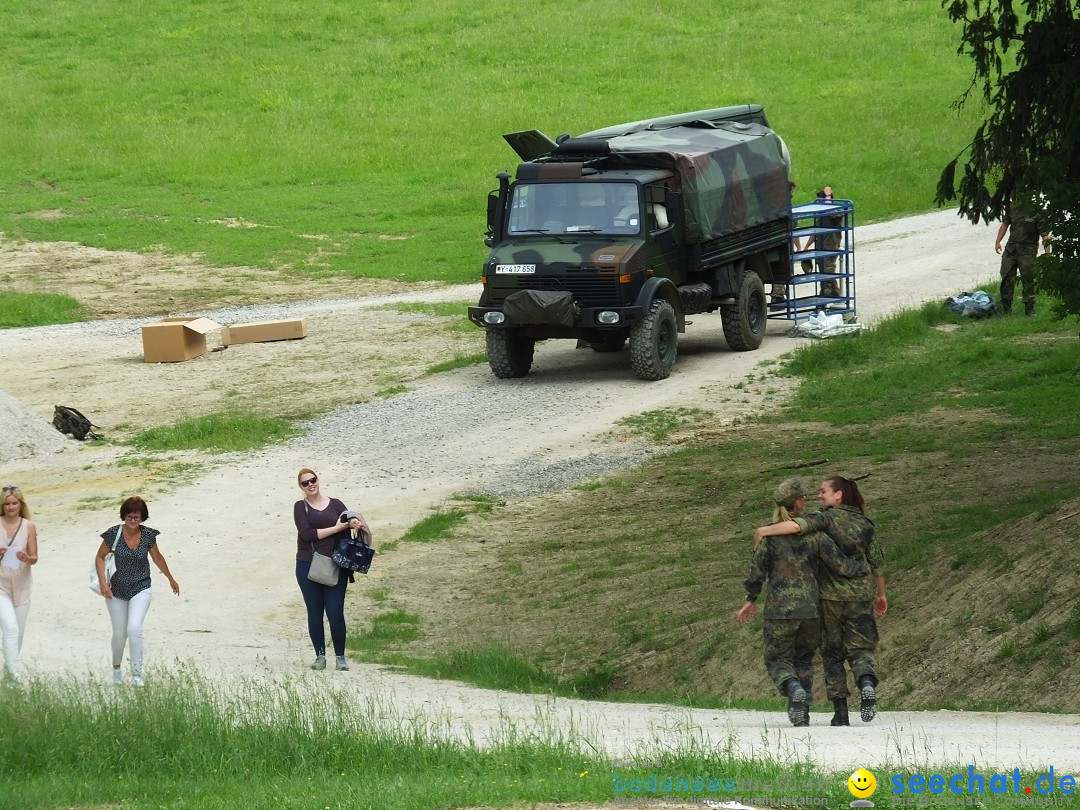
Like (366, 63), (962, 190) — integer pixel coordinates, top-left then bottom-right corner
(645, 183), (684, 282)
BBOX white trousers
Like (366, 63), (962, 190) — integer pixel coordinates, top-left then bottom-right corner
(0, 594), (30, 678)
(105, 588), (152, 674)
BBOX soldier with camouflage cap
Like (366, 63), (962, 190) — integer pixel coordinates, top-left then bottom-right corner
(738, 478), (869, 727)
(754, 475), (886, 726)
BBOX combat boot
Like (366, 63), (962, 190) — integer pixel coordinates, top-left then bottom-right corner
(1000, 299), (1012, 315)
(830, 698), (850, 726)
(1024, 301), (1035, 317)
(859, 676), (877, 722)
(784, 678), (808, 727)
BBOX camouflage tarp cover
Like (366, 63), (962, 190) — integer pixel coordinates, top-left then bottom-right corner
(602, 122), (790, 244)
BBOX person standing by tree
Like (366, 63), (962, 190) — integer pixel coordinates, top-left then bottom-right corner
(995, 195), (1051, 315)
(936, 1), (1078, 321)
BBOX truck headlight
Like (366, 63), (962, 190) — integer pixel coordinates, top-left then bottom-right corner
(483, 311), (506, 325)
(597, 311), (621, 325)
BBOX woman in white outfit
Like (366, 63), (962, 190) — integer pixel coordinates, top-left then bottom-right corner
(1, 485), (38, 681)
(94, 496), (179, 686)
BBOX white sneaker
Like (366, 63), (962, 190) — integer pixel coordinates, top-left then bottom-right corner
(131, 675), (145, 687)
(112, 669), (124, 685)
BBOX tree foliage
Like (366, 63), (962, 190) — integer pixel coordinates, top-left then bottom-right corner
(936, 0), (1080, 322)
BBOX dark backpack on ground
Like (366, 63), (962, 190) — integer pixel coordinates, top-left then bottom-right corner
(52, 405), (102, 441)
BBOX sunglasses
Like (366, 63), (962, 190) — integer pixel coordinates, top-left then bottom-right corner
(1, 486), (20, 494)
(300, 477), (318, 487)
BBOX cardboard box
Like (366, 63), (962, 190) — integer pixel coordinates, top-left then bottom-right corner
(141, 317), (222, 363)
(222, 318), (308, 346)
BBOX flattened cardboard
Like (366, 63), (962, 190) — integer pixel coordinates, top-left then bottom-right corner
(141, 317), (222, 363)
(221, 318), (308, 346)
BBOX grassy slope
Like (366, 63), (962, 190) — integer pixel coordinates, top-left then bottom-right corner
(0, 0), (980, 285)
(362, 303), (1080, 713)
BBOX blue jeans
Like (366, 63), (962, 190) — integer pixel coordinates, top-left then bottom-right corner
(295, 561), (348, 657)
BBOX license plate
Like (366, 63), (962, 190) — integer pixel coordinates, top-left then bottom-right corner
(495, 264), (536, 274)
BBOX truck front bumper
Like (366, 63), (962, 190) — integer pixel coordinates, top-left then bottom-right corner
(468, 304), (645, 333)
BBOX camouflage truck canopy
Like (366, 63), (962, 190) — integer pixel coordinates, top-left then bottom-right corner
(598, 121), (790, 244)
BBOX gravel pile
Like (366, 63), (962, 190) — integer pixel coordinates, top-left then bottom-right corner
(0, 389), (73, 461)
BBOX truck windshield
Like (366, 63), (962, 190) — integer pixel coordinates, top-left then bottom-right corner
(507, 182), (641, 236)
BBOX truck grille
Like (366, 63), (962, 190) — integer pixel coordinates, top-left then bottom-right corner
(491, 275), (621, 307)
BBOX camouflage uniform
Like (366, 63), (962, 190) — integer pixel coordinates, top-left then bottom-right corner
(744, 531), (869, 695)
(999, 209), (1045, 311)
(793, 506), (883, 700)
(800, 212), (844, 297)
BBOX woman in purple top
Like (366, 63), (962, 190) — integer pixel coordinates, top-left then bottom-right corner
(293, 467), (369, 672)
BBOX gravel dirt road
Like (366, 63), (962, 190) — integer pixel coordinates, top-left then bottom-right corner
(5, 210), (1079, 773)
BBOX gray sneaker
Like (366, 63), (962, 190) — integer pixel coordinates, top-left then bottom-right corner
(311, 655), (326, 671)
(335, 656), (349, 671)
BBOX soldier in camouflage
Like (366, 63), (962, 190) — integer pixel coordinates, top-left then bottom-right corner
(754, 476), (887, 726)
(799, 187), (844, 298)
(738, 478), (869, 727)
(995, 196), (1051, 316)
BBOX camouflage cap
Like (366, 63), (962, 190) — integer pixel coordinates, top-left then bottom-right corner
(773, 478), (805, 508)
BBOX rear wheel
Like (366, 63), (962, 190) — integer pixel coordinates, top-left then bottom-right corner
(721, 269), (767, 351)
(486, 329), (535, 378)
(629, 299), (677, 381)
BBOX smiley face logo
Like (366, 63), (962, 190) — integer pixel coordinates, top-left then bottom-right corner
(848, 769), (877, 799)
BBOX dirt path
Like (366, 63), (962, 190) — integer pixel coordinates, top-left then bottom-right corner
(6, 210), (1079, 771)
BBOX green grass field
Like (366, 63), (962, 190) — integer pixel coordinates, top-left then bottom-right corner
(1, 0), (982, 289)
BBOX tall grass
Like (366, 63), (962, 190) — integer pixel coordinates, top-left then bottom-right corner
(0, 669), (843, 808)
(1, 670), (1063, 807)
(130, 410), (301, 453)
(0, 0), (981, 286)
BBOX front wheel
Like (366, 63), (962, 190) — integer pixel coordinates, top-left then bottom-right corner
(629, 299), (678, 381)
(721, 269), (767, 351)
(486, 329), (535, 378)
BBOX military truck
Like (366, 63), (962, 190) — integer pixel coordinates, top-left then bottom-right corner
(467, 104), (793, 381)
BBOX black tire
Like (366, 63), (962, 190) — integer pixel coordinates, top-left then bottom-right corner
(486, 329), (534, 378)
(590, 334), (627, 353)
(629, 299), (678, 381)
(721, 269), (767, 351)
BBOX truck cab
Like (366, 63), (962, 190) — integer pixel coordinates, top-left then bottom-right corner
(468, 106), (793, 380)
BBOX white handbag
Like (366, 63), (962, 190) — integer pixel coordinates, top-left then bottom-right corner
(89, 526), (121, 595)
